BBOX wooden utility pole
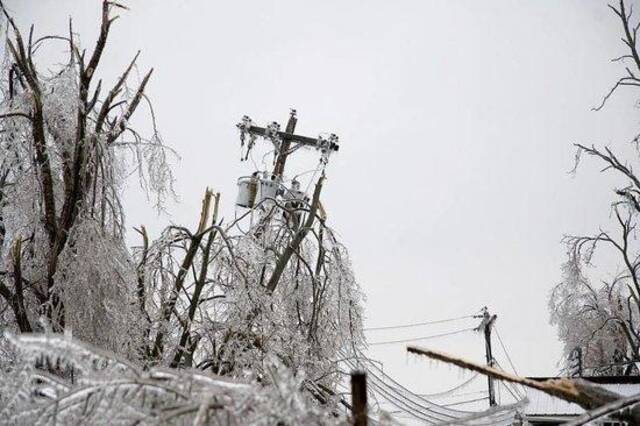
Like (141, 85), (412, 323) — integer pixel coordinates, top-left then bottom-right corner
(236, 110), (340, 288)
(476, 307), (497, 407)
(351, 371), (368, 426)
(273, 109), (298, 177)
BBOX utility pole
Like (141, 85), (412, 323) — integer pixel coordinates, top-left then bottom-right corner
(273, 110), (298, 177)
(236, 110), (340, 286)
(351, 370), (368, 426)
(476, 307), (497, 407)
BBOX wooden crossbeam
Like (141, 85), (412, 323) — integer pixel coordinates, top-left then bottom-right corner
(245, 125), (339, 152)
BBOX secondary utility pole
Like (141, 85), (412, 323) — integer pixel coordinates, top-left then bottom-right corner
(476, 307), (497, 407)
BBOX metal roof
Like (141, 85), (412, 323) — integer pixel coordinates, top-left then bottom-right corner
(524, 382), (640, 416)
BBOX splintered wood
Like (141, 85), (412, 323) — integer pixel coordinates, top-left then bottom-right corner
(407, 345), (640, 424)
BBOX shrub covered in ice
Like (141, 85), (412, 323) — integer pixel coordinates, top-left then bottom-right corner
(0, 333), (346, 425)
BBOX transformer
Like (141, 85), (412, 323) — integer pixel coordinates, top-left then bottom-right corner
(236, 173), (281, 208)
(236, 175), (258, 208)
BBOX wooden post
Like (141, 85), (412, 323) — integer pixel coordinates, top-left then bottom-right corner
(272, 109), (297, 177)
(351, 370), (368, 426)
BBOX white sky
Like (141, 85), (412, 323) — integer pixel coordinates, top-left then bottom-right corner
(11, 0), (640, 399)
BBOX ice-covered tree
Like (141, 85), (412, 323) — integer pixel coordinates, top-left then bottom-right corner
(0, 332), (337, 425)
(129, 179), (365, 410)
(550, 205), (639, 375)
(0, 0), (173, 356)
(550, 0), (640, 376)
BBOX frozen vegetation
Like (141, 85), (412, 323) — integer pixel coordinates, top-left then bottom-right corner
(0, 1), (365, 423)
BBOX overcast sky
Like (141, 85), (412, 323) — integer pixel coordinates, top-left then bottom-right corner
(11, 0), (640, 397)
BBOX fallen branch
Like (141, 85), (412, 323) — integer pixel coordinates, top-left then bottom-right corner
(407, 345), (640, 423)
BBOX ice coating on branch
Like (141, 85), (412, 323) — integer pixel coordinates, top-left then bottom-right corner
(53, 217), (143, 357)
(0, 9), (174, 348)
(0, 333), (344, 425)
(136, 208), (366, 384)
(550, 211), (638, 376)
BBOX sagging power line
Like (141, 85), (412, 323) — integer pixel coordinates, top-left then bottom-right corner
(367, 327), (476, 346)
(364, 313), (477, 331)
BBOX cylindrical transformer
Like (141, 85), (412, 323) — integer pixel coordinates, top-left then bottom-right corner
(236, 176), (258, 208)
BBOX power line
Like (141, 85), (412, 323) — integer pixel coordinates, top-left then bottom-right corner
(364, 314), (477, 332)
(442, 396), (489, 408)
(422, 390), (488, 399)
(493, 326), (526, 399)
(494, 326), (519, 377)
(346, 316), (523, 424)
(493, 359), (525, 400)
(418, 373), (481, 398)
(356, 349), (520, 425)
(348, 349), (472, 417)
(343, 350), (520, 425)
(368, 327), (475, 346)
(365, 373), (449, 423)
(342, 358), (454, 423)
(496, 374), (521, 402)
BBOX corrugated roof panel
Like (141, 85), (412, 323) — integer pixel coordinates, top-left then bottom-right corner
(524, 383), (640, 415)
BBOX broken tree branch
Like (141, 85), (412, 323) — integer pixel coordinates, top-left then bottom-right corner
(407, 345), (640, 423)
